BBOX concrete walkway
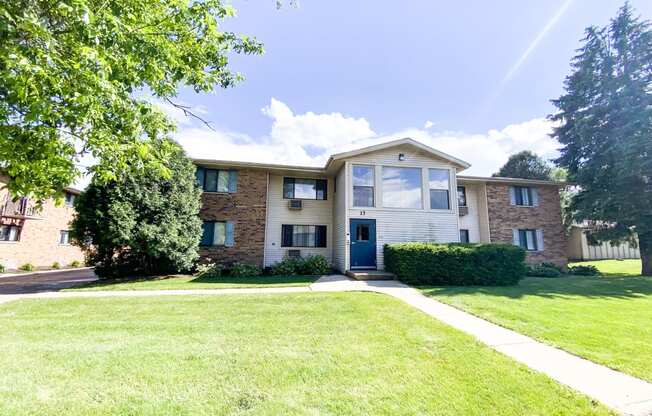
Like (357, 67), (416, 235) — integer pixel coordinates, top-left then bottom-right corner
(1, 274), (652, 415)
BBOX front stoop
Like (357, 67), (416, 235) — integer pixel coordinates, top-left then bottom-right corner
(345, 270), (396, 280)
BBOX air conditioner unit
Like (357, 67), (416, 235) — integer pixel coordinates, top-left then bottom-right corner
(288, 199), (302, 210)
(287, 249), (301, 259)
(458, 206), (469, 216)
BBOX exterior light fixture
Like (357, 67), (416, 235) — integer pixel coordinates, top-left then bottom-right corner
(398, 153), (405, 161)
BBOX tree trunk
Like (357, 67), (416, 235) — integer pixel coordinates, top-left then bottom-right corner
(640, 232), (652, 276)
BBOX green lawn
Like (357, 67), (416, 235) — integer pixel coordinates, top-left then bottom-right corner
(0, 293), (609, 415)
(65, 274), (316, 291)
(420, 259), (652, 383)
(570, 258), (643, 276)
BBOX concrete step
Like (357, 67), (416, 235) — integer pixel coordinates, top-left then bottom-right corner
(345, 270), (396, 280)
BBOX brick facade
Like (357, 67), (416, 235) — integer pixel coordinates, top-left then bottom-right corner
(0, 179), (84, 270)
(198, 168), (267, 267)
(486, 183), (568, 267)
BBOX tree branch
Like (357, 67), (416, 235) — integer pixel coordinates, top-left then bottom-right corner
(164, 98), (214, 130)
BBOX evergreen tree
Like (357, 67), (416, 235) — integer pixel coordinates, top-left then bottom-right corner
(493, 151), (552, 180)
(71, 139), (202, 277)
(550, 3), (652, 275)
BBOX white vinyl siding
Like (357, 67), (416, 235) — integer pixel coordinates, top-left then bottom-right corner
(264, 174), (333, 267)
(332, 166), (347, 272)
(457, 182), (483, 243)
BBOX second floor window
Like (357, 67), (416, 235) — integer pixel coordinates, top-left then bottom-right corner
(64, 192), (76, 207)
(457, 186), (467, 207)
(428, 168), (450, 210)
(0, 225), (20, 242)
(283, 178), (327, 200)
(353, 165), (374, 207)
(510, 186), (538, 206)
(196, 168), (238, 193)
(382, 166), (422, 209)
(59, 230), (70, 245)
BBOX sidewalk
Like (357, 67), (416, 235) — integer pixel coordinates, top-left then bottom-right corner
(1, 274), (651, 415)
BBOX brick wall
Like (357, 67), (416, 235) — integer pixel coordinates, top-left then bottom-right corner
(486, 184), (568, 267)
(0, 180), (84, 270)
(198, 168), (267, 267)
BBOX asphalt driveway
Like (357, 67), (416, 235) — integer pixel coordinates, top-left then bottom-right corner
(0, 269), (97, 294)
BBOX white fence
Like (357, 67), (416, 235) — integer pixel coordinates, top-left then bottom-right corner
(568, 226), (640, 260)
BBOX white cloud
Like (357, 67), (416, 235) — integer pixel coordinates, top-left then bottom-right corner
(173, 98), (559, 176)
(424, 120), (435, 129)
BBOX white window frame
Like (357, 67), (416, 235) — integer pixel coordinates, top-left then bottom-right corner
(352, 165), (375, 208)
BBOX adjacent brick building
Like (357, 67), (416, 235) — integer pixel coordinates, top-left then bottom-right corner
(0, 176), (84, 271)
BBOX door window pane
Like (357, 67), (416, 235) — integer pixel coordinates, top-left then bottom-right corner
(382, 167), (422, 209)
(356, 224), (370, 241)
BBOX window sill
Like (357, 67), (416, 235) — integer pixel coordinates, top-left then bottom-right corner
(0, 241), (20, 244)
(202, 191), (234, 195)
(283, 197), (327, 201)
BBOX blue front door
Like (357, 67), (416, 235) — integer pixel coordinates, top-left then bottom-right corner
(350, 219), (376, 269)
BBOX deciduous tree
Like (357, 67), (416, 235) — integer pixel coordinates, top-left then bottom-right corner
(0, 0), (262, 201)
(493, 151), (552, 180)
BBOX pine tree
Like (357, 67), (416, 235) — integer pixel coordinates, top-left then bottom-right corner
(550, 3), (652, 275)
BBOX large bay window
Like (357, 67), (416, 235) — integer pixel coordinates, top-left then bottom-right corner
(382, 167), (422, 209)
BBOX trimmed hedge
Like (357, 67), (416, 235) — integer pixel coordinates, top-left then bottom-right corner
(384, 242), (526, 286)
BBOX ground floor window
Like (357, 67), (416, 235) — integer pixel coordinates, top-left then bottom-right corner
(282, 225), (327, 248)
(201, 221), (234, 247)
(0, 225), (20, 242)
(59, 230), (70, 245)
(513, 229), (543, 251)
(459, 229), (469, 243)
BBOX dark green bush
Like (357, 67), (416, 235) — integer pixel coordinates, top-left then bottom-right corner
(271, 255), (330, 276)
(229, 263), (262, 277)
(384, 243), (526, 286)
(526, 264), (562, 278)
(19, 263), (35, 272)
(0, 264), (5, 273)
(568, 265), (600, 276)
(297, 255), (331, 275)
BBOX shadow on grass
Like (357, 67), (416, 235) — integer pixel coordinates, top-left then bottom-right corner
(72, 274), (317, 290)
(419, 274), (652, 301)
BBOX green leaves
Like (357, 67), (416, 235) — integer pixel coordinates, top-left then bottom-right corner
(71, 139), (203, 277)
(0, 0), (263, 201)
(550, 3), (652, 273)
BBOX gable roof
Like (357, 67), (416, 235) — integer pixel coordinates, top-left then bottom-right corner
(324, 138), (471, 172)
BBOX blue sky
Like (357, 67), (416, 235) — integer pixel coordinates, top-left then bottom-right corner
(161, 0), (652, 176)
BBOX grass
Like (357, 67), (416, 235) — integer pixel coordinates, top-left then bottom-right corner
(570, 258), (643, 276)
(420, 259), (652, 383)
(0, 293), (610, 415)
(64, 274), (317, 291)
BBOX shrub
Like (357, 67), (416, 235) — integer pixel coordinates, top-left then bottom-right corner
(270, 258), (302, 275)
(0, 264), (5, 273)
(296, 255), (331, 275)
(196, 262), (223, 278)
(70, 260), (82, 268)
(229, 263), (262, 277)
(568, 265), (600, 276)
(19, 263), (35, 272)
(51, 262), (61, 269)
(526, 264), (562, 278)
(384, 243), (526, 286)
(271, 255), (331, 276)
